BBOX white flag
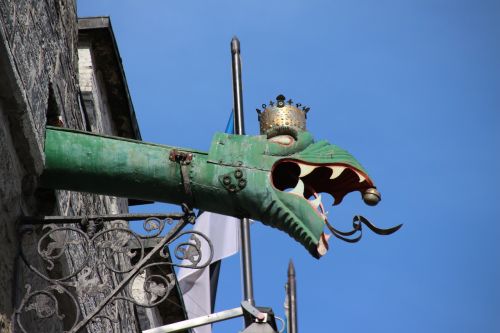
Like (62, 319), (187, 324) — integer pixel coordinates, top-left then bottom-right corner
(177, 212), (240, 333)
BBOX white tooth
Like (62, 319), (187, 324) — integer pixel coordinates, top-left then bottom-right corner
(299, 164), (316, 177)
(289, 179), (304, 196)
(355, 171), (366, 183)
(329, 166), (346, 180)
(310, 194), (322, 209)
(317, 233), (331, 256)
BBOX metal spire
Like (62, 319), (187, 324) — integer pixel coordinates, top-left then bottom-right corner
(287, 259), (298, 333)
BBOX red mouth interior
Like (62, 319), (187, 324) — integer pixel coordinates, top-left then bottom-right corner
(271, 160), (371, 205)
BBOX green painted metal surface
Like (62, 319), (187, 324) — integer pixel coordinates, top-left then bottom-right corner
(41, 126), (378, 258)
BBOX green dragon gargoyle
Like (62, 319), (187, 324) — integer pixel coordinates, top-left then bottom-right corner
(41, 96), (399, 258)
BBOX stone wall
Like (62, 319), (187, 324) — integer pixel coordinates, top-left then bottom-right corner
(0, 1), (137, 331)
(0, 1), (79, 330)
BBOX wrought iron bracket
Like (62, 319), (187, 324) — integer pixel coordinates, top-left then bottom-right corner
(16, 204), (212, 333)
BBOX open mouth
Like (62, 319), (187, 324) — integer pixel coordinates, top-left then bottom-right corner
(269, 159), (399, 257)
(271, 159), (376, 256)
(272, 159), (374, 210)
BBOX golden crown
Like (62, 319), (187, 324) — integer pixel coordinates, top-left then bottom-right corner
(256, 95), (310, 135)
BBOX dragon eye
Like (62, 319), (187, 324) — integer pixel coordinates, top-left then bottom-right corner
(266, 126), (298, 143)
(268, 135), (295, 145)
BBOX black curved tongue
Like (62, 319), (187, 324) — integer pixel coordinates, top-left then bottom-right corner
(324, 215), (402, 243)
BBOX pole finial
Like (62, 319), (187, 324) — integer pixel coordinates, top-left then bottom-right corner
(288, 259), (295, 276)
(231, 36), (240, 54)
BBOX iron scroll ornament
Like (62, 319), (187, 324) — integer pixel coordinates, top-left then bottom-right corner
(16, 204), (214, 333)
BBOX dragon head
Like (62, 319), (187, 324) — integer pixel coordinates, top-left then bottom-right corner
(205, 126), (382, 258)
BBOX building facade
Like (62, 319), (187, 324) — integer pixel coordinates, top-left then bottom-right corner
(0, 2), (186, 332)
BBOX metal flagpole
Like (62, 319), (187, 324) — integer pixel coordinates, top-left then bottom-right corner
(288, 260), (298, 333)
(231, 36), (255, 307)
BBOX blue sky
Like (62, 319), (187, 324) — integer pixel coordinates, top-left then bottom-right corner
(78, 1), (500, 332)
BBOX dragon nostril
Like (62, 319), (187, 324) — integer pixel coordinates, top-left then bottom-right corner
(362, 188), (381, 206)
